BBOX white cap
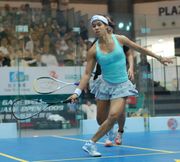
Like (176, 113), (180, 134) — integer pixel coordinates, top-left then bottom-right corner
(90, 15), (108, 25)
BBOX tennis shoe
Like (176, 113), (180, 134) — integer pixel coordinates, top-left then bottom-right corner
(114, 131), (123, 145)
(104, 128), (114, 147)
(82, 140), (101, 157)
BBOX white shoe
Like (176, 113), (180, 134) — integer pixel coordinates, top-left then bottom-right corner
(114, 131), (123, 145)
(82, 140), (101, 157)
(104, 128), (114, 147)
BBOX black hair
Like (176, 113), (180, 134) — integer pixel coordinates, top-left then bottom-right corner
(105, 15), (115, 30)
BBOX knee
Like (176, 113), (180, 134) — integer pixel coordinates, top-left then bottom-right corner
(107, 113), (118, 124)
(119, 111), (125, 118)
(96, 115), (105, 125)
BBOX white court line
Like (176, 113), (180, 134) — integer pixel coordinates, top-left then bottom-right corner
(32, 151), (180, 162)
(31, 135), (179, 162)
(52, 135), (176, 153)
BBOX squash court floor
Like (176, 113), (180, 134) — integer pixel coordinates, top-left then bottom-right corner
(0, 130), (179, 162)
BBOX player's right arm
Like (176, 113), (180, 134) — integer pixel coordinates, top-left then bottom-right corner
(69, 45), (97, 102)
(78, 46), (97, 91)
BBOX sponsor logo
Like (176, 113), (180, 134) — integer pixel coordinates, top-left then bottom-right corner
(159, 5), (180, 16)
(9, 72), (29, 82)
(49, 71), (58, 79)
(167, 118), (178, 130)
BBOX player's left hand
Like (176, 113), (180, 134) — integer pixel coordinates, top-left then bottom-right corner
(158, 56), (173, 66)
(128, 67), (134, 81)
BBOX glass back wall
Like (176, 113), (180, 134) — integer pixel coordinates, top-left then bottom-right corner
(0, 5), (179, 138)
(0, 5), (88, 138)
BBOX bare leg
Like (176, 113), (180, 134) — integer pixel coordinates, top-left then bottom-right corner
(117, 112), (126, 132)
(117, 98), (127, 132)
(96, 100), (125, 131)
(96, 100), (110, 125)
(114, 111), (125, 145)
(91, 98), (126, 143)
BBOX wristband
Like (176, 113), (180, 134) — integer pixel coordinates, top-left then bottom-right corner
(74, 88), (82, 97)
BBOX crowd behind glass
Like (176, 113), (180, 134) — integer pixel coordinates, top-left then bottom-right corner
(0, 3), (179, 120)
(0, 3), (90, 67)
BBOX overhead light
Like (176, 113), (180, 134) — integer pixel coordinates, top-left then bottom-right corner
(158, 39), (164, 42)
(118, 22), (124, 29)
(126, 25), (130, 31)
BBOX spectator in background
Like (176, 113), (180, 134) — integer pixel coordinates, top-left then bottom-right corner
(41, 0), (51, 19)
(23, 3), (33, 25)
(137, 54), (151, 109)
(22, 50), (37, 66)
(67, 102), (78, 113)
(50, 27), (61, 44)
(59, 25), (67, 37)
(41, 45), (58, 66)
(1, 4), (14, 26)
(1, 4), (12, 17)
(40, 33), (53, 52)
(65, 39), (76, 65)
(0, 37), (11, 56)
(33, 53), (46, 66)
(0, 50), (10, 66)
(137, 54), (151, 93)
(62, 101), (77, 127)
(0, 37), (12, 66)
(79, 20), (88, 41)
(56, 9), (66, 26)
(56, 0), (69, 11)
(54, 39), (66, 66)
(30, 32), (42, 54)
(24, 34), (34, 55)
(82, 100), (97, 119)
(41, 30), (59, 66)
(0, 27), (8, 41)
(138, 54), (151, 79)
(76, 37), (87, 65)
(11, 49), (28, 67)
(11, 35), (34, 67)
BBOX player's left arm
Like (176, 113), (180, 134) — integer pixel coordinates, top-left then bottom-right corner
(118, 35), (173, 65)
(126, 49), (134, 81)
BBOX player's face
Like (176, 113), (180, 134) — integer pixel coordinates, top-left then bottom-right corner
(91, 20), (108, 37)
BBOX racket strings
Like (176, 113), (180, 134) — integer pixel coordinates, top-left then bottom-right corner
(33, 77), (79, 94)
(11, 98), (72, 120)
(12, 99), (48, 119)
(34, 78), (63, 94)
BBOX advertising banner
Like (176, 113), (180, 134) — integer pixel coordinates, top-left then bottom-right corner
(0, 67), (84, 95)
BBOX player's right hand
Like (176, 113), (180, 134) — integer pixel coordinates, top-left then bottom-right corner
(68, 93), (79, 103)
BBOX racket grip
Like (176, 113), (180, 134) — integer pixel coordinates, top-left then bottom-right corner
(74, 82), (80, 86)
(62, 98), (72, 103)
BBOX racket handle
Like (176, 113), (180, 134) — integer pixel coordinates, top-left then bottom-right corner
(62, 98), (72, 103)
(74, 82), (80, 86)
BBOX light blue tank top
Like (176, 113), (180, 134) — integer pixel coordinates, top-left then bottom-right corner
(96, 34), (128, 83)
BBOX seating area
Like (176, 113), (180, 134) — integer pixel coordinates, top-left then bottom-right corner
(0, 3), (89, 67)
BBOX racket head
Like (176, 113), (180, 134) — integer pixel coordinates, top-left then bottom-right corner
(33, 77), (79, 94)
(33, 77), (61, 94)
(11, 98), (72, 120)
(11, 98), (49, 120)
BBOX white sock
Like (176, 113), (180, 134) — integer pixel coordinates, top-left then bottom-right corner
(89, 140), (95, 144)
